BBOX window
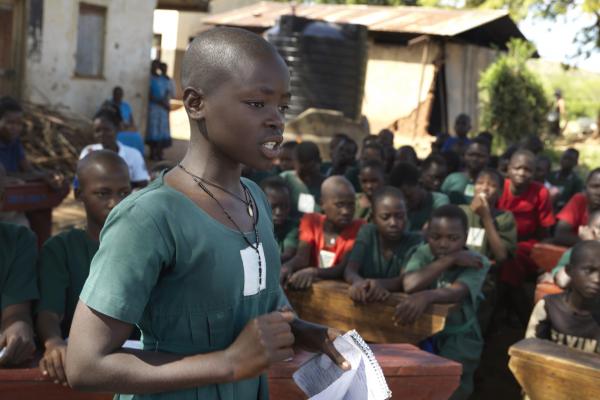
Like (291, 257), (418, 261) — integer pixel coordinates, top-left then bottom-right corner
(75, 3), (106, 78)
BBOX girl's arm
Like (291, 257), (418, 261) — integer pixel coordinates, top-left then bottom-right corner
(394, 283), (468, 325)
(481, 213), (509, 262)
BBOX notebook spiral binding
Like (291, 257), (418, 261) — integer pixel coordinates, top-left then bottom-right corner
(346, 330), (393, 398)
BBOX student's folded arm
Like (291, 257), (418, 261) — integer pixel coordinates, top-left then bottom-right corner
(422, 282), (469, 304)
(373, 276), (403, 292)
(344, 260), (364, 284)
(316, 253), (349, 280)
(402, 256), (455, 294)
(66, 302), (233, 393)
(481, 215), (508, 262)
(553, 220), (579, 247)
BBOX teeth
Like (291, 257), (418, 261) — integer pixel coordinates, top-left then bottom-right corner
(263, 142), (277, 150)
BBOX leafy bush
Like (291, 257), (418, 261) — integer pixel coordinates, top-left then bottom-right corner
(479, 39), (551, 146)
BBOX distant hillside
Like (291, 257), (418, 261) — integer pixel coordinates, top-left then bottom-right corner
(528, 59), (600, 119)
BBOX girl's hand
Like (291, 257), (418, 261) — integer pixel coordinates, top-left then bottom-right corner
(393, 292), (431, 325)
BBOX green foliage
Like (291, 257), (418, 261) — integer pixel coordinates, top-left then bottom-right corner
(478, 39), (551, 145)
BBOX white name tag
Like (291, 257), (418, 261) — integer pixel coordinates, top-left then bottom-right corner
(241, 243), (267, 296)
(464, 184), (475, 197)
(467, 227), (486, 247)
(319, 250), (336, 269)
(298, 193), (316, 213)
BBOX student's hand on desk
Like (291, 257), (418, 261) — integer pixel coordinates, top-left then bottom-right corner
(393, 292), (431, 326)
(452, 250), (483, 269)
(348, 280), (369, 303)
(0, 320), (36, 367)
(280, 265), (292, 285)
(287, 268), (318, 290)
(39, 338), (68, 385)
(224, 311), (295, 381)
(364, 280), (390, 303)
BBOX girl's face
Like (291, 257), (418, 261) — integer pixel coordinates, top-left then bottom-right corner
(358, 167), (384, 198)
(373, 195), (407, 241)
(474, 173), (501, 206)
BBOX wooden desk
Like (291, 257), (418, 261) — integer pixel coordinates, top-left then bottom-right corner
(286, 280), (456, 344)
(509, 338), (600, 400)
(270, 343), (462, 399)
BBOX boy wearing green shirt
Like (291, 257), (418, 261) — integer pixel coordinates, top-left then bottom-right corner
(354, 159), (385, 221)
(66, 28), (347, 399)
(36, 150), (131, 385)
(280, 141), (324, 217)
(345, 186), (422, 303)
(394, 205), (490, 400)
(441, 138), (490, 205)
(0, 165), (38, 367)
(390, 161), (449, 231)
(260, 176), (298, 264)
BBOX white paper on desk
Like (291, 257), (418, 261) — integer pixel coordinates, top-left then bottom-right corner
(293, 331), (391, 400)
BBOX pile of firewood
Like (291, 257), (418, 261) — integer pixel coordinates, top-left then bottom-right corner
(20, 103), (94, 179)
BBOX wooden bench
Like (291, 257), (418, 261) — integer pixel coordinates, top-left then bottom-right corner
(509, 338), (600, 400)
(1, 345), (462, 400)
(286, 280), (457, 344)
(530, 243), (568, 273)
(270, 343), (462, 400)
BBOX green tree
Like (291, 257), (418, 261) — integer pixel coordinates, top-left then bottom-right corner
(479, 39), (551, 145)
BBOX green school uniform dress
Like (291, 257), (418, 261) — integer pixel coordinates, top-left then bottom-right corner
(37, 228), (99, 336)
(348, 223), (422, 278)
(441, 172), (474, 205)
(459, 206), (517, 261)
(0, 222), (39, 311)
(354, 193), (372, 221)
(279, 170), (321, 217)
(405, 244), (490, 400)
(408, 192), (450, 232)
(275, 219), (299, 254)
(548, 170), (584, 210)
(80, 174), (289, 400)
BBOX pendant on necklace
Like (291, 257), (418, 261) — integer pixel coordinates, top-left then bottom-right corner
(247, 204), (254, 217)
(329, 237), (336, 245)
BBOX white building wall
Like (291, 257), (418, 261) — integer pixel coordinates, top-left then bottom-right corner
(23, 0), (157, 132)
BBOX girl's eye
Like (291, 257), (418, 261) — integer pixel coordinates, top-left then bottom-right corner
(246, 101), (264, 108)
(278, 105), (289, 113)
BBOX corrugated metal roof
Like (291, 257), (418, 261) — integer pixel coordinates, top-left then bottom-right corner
(204, 2), (513, 37)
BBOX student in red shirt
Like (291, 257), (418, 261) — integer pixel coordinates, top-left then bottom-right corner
(283, 175), (365, 289)
(554, 168), (600, 246)
(497, 149), (556, 324)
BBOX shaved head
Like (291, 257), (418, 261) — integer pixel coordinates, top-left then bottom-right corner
(321, 175), (355, 201)
(182, 27), (285, 95)
(77, 150), (129, 188)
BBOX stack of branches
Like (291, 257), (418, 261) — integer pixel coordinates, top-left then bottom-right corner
(20, 102), (94, 180)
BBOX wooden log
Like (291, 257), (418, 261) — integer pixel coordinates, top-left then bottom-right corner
(286, 280), (457, 344)
(509, 338), (600, 400)
(269, 343), (462, 400)
(530, 243), (568, 273)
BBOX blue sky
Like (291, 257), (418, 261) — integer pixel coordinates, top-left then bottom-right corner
(519, 9), (600, 73)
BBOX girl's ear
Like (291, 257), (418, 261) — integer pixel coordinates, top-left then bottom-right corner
(183, 87), (205, 120)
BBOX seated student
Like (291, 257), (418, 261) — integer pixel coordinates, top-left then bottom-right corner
(441, 114), (472, 155)
(101, 86), (145, 157)
(420, 154), (448, 193)
(345, 186), (422, 303)
(80, 111), (149, 188)
(260, 176), (298, 264)
(36, 150), (131, 385)
(280, 141), (324, 216)
(460, 168), (517, 332)
(276, 141), (296, 173)
(283, 176), (365, 289)
(390, 162), (450, 232)
(359, 141), (385, 165)
(441, 138), (490, 205)
(355, 159), (385, 221)
(548, 148), (583, 211)
(328, 135), (361, 192)
(0, 165), (38, 367)
(526, 240), (600, 353)
(533, 154), (552, 186)
(377, 128), (396, 173)
(497, 149), (555, 324)
(394, 145), (419, 167)
(554, 168), (600, 247)
(394, 205), (490, 400)
(320, 133), (349, 175)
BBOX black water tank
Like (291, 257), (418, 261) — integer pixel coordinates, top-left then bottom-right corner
(267, 15), (368, 121)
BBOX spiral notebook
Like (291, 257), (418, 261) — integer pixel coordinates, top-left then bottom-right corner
(293, 330), (392, 400)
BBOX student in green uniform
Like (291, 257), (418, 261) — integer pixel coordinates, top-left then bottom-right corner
(65, 27), (348, 399)
(459, 168), (517, 333)
(390, 162), (449, 232)
(354, 159), (385, 221)
(276, 141), (296, 173)
(0, 164), (38, 367)
(548, 148), (584, 210)
(280, 141), (324, 216)
(36, 150), (131, 385)
(260, 176), (298, 264)
(345, 186), (422, 303)
(359, 141), (385, 165)
(441, 137), (490, 205)
(394, 205), (490, 400)
(420, 154), (448, 193)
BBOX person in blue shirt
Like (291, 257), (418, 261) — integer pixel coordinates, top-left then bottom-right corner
(441, 114), (472, 155)
(105, 87), (146, 157)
